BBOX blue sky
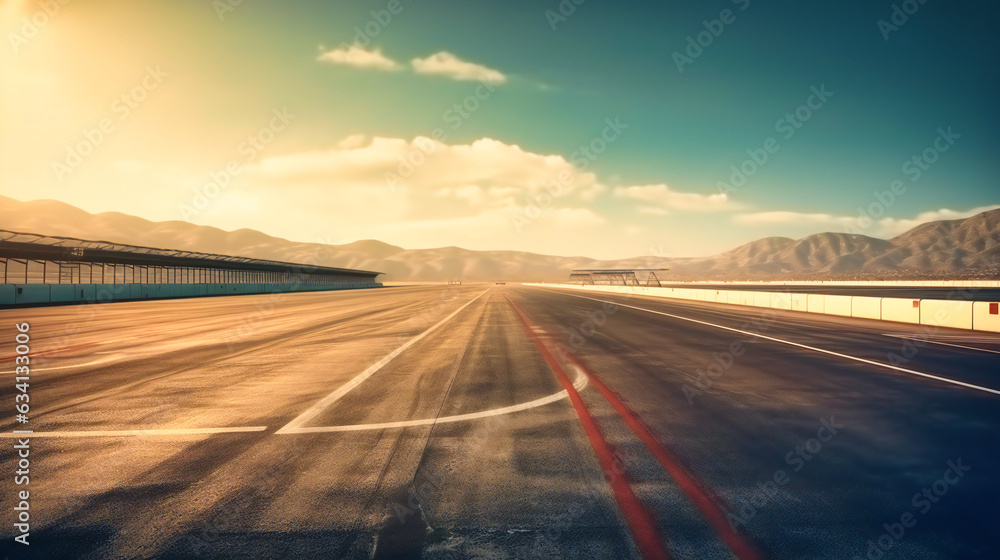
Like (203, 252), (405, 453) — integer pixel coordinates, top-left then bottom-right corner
(2, 0), (997, 258)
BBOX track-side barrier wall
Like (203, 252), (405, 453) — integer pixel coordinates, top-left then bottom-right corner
(0, 282), (382, 306)
(526, 283), (1000, 334)
(652, 280), (1000, 287)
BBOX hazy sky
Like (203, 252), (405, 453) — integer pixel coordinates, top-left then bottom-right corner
(2, 0), (998, 259)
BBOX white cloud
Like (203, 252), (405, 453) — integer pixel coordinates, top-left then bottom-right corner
(234, 136), (611, 248)
(410, 51), (506, 83)
(252, 136), (602, 200)
(205, 137), (998, 257)
(549, 207), (606, 228)
(733, 211), (856, 227)
(733, 205), (1000, 238)
(614, 184), (734, 212)
(195, 134), (686, 256)
(317, 44), (400, 71)
(877, 205), (1000, 238)
(315, 47), (508, 84)
(336, 134), (370, 149)
(437, 184), (487, 206)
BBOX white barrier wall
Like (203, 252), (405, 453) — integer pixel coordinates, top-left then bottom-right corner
(880, 297), (921, 324)
(825, 295), (852, 317)
(972, 302), (1000, 333)
(527, 283), (1000, 334)
(920, 300), (974, 330)
(753, 292), (771, 308)
(851, 296), (882, 320)
(770, 292), (792, 310)
(807, 294), (824, 314)
(657, 280), (1000, 288)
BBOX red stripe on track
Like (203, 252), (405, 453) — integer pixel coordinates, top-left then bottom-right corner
(559, 350), (763, 560)
(506, 296), (672, 560)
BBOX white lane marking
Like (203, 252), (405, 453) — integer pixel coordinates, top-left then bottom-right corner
(882, 335), (1000, 355)
(284, 364), (589, 433)
(900, 334), (1000, 342)
(276, 289), (492, 434)
(0, 426), (267, 438)
(546, 290), (1000, 397)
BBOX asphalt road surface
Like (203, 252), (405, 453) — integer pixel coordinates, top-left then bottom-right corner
(1, 284), (998, 559)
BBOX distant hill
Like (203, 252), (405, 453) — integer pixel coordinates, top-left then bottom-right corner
(1, 195), (998, 281)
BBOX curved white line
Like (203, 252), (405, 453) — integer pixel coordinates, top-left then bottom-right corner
(0, 426), (267, 438)
(282, 364), (588, 434)
(276, 289), (492, 434)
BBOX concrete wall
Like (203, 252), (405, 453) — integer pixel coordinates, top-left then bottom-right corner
(753, 291), (771, 308)
(770, 292), (792, 310)
(920, 300), (973, 330)
(972, 301), (1000, 333)
(881, 297), (921, 325)
(79, 285), (97, 301)
(851, 296), (882, 321)
(528, 283), (998, 334)
(656, 280), (1000, 288)
(0, 284), (14, 306)
(14, 285), (50, 305)
(807, 294), (824, 314)
(825, 295), (852, 317)
(94, 285), (131, 302)
(1, 282), (382, 307)
(791, 293), (808, 312)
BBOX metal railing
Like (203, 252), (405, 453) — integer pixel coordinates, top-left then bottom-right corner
(569, 268), (670, 287)
(0, 229), (382, 285)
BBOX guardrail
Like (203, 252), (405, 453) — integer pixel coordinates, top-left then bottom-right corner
(526, 284), (1000, 334)
(653, 280), (1000, 287)
(0, 282), (382, 306)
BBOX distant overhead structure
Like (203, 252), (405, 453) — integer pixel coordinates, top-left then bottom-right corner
(0, 229), (382, 286)
(569, 269), (670, 287)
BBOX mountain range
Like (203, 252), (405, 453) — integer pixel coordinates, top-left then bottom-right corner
(1, 195), (998, 282)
